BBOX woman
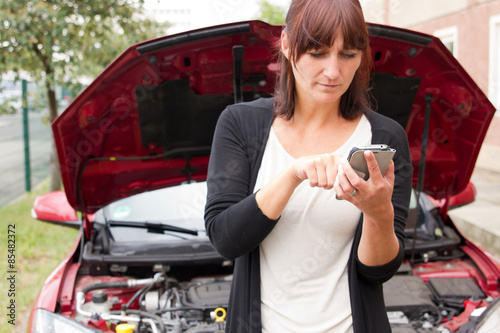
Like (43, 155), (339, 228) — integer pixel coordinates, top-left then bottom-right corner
(204, 0), (413, 332)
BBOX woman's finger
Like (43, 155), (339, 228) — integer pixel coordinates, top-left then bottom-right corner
(325, 155), (338, 189)
(384, 160), (395, 185)
(364, 151), (384, 182)
(335, 163), (358, 198)
(313, 156), (328, 188)
(293, 154), (343, 189)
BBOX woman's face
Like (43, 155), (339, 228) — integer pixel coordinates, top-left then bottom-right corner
(282, 32), (362, 108)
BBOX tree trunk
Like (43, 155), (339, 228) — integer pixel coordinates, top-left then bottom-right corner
(47, 85), (62, 192)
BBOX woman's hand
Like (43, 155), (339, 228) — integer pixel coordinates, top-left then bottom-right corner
(334, 150), (394, 220)
(292, 153), (344, 189)
(334, 150), (399, 266)
(255, 153), (343, 220)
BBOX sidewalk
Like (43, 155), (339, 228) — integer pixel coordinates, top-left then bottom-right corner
(448, 116), (500, 257)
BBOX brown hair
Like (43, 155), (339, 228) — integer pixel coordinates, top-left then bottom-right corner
(274, 0), (372, 120)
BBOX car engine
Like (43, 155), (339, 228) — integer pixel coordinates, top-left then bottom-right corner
(383, 263), (495, 333)
(75, 272), (232, 333)
(73, 252), (497, 333)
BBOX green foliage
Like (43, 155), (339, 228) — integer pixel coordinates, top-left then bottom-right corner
(0, 0), (170, 191)
(0, 0), (169, 95)
(0, 97), (18, 114)
(0, 87), (19, 114)
(255, 0), (289, 25)
(28, 83), (48, 111)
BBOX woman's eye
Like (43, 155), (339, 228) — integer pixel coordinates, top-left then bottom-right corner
(341, 52), (357, 59)
(308, 52), (325, 58)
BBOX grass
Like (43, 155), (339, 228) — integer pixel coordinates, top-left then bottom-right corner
(0, 179), (79, 332)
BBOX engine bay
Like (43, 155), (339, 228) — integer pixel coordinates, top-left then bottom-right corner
(68, 254), (500, 333)
(64, 189), (500, 333)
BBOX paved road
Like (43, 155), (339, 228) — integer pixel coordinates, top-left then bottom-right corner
(449, 160), (500, 257)
(0, 112), (52, 207)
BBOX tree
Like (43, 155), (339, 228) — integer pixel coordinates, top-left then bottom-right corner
(255, 0), (289, 25)
(0, 0), (169, 191)
(0, 94), (19, 114)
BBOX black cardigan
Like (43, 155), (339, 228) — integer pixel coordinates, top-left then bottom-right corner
(205, 98), (413, 333)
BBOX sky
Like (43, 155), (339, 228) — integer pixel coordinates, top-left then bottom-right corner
(142, 0), (376, 35)
(143, 0), (292, 34)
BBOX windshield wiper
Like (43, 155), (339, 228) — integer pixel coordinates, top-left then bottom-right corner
(106, 220), (198, 236)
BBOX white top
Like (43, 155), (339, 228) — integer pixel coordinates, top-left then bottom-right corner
(254, 115), (372, 333)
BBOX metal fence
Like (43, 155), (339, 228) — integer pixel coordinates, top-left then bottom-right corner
(0, 79), (53, 207)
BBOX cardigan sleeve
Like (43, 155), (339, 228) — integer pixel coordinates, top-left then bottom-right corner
(204, 106), (278, 260)
(355, 110), (414, 284)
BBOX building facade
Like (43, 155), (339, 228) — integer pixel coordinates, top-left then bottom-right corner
(361, 0), (500, 173)
(362, 0), (500, 110)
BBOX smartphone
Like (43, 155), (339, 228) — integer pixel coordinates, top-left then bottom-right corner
(347, 144), (396, 181)
(335, 145), (396, 199)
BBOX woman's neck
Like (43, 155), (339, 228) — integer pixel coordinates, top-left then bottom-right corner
(291, 97), (344, 130)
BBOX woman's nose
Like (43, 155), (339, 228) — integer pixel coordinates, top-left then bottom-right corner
(323, 56), (340, 80)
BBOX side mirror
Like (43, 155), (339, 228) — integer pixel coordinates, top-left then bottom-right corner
(31, 191), (81, 229)
(448, 182), (476, 210)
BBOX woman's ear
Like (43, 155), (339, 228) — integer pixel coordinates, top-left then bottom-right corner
(281, 31), (290, 59)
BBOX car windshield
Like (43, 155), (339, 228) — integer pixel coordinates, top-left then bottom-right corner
(87, 181), (220, 258)
(95, 181), (207, 232)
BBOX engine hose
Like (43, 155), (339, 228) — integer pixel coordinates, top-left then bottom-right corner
(76, 274), (165, 321)
(80, 281), (129, 295)
(125, 283), (153, 310)
(138, 283), (155, 310)
(111, 309), (166, 333)
(80, 274), (165, 296)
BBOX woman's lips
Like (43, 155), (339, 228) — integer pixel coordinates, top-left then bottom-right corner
(319, 83), (339, 89)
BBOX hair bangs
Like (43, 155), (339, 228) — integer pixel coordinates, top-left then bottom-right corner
(291, 0), (369, 61)
(338, 2), (370, 51)
(300, 2), (341, 49)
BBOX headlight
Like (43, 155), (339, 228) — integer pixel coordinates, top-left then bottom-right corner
(32, 309), (99, 333)
(476, 298), (500, 333)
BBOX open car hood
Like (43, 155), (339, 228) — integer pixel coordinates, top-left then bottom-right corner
(53, 21), (495, 215)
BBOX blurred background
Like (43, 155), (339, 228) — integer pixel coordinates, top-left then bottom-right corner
(0, 0), (291, 207)
(0, 0), (499, 331)
(2, 0), (500, 206)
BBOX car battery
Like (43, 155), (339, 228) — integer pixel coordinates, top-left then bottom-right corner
(426, 278), (485, 308)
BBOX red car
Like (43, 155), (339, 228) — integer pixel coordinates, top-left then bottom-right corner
(29, 21), (499, 333)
